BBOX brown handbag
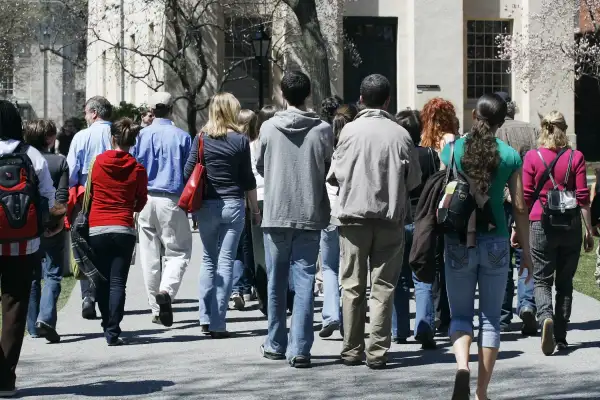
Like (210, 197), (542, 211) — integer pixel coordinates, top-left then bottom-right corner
(178, 134), (206, 213)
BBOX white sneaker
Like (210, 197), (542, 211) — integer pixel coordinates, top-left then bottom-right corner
(230, 293), (245, 310)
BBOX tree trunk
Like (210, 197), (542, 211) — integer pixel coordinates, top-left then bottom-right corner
(186, 98), (197, 136)
(291, 0), (332, 108)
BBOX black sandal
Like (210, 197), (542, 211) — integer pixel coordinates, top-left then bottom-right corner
(451, 369), (470, 400)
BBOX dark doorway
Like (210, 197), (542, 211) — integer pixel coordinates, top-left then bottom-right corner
(575, 75), (600, 161)
(343, 17), (398, 114)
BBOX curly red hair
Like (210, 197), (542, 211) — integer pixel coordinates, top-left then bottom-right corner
(420, 98), (458, 150)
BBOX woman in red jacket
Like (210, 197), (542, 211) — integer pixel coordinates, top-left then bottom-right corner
(88, 118), (148, 346)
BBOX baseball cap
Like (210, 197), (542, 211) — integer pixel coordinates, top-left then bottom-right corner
(494, 91), (511, 104)
(148, 92), (173, 109)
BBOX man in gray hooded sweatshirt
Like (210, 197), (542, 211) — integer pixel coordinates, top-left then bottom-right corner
(257, 71), (333, 368)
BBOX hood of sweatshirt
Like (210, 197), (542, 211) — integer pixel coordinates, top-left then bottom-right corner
(96, 150), (138, 179)
(270, 108), (323, 135)
(355, 108), (396, 122)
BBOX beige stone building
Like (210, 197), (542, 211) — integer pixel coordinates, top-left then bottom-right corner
(0, 42), (86, 126)
(87, 0), (574, 139)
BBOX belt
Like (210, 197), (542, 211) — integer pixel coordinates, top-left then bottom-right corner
(148, 191), (179, 198)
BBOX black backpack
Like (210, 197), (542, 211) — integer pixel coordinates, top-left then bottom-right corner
(532, 148), (579, 231)
(0, 142), (45, 243)
(436, 142), (476, 236)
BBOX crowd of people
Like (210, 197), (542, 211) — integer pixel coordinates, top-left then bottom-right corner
(0, 69), (596, 399)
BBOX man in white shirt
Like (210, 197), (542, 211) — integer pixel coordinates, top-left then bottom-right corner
(67, 96), (113, 320)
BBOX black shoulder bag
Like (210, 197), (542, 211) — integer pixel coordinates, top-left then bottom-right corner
(437, 142), (476, 236)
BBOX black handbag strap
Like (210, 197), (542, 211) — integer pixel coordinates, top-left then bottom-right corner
(563, 149), (574, 187)
(444, 142), (456, 185)
(530, 148), (567, 210)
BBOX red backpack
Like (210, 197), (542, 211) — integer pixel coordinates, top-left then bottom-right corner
(0, 142), (44, 242)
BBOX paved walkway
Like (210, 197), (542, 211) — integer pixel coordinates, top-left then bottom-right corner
(18, 226), (600, 399)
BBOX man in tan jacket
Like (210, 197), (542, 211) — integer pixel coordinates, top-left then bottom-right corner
(327, 74), (421, 369)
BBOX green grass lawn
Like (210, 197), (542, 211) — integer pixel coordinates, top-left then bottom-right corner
(587, 162), (600, 178)
(57, 276), (77, 312)
(574, 245), (600, 301)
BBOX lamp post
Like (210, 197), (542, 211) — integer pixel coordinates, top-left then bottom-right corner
(252, 25), (271, 109)
(39, 27), (51, 119)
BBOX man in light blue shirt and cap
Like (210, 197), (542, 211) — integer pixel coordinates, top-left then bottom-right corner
(132, 91), (193, 327)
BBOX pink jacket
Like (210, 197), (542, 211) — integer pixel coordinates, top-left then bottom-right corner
(523, 147), (589, 221)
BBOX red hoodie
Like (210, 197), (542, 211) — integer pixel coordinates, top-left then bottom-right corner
(89, 150), (148, 229)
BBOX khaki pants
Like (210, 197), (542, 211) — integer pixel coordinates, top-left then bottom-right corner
(339, 223), (404, 364)
(138, 194), (193, 315)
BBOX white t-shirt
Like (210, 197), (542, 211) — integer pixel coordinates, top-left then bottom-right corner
(250, 140), (264, 201)
(326, 182), (338, 217)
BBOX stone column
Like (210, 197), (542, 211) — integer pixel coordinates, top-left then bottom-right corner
(409, 0), (464, 124)
(522, 0), (575, 146)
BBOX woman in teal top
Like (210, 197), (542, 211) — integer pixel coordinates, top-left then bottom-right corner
(439, 94), (533, 400)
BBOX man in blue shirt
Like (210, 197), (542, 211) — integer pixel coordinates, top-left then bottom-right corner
(132, 92), (193, 327)
(67, 96), (113, 320)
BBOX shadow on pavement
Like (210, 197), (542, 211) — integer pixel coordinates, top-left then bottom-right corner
(126, 335), (206, 345)
(17, 379), (175, 398)
(569, 319), (600, 331)
(225, 315), (267, 324)
(124, 305), (199, 316)
(173, 299), (197, 304)
(552, 340), (600, 355)
(60, 329), (167, 344)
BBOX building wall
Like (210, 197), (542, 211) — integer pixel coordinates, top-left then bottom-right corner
(343, 0), (574, 141)
(9, 44), (84, 126)
(87, 0), (166, 109)
(86, 0), (575, 143)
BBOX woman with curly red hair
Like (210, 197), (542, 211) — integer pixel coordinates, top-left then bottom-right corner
(421, 98), (458, 151)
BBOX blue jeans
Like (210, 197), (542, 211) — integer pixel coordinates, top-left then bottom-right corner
(89, 233), (136, 344)
(501, 204), (536, 326)
(392, 224), (414, 339)
(445, 233), (509, 348)
(263, 228), (320, 359)
(27, 231), (65, 335)
(232, 215), (255, 295)
(514, 249), (535, 315)
(320, 225), (340, 326)
(196, 199), (245, 332)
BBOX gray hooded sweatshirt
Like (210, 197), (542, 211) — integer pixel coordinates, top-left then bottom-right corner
(256, 107), (333, 230)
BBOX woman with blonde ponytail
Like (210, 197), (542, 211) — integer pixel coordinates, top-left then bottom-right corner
(440, 94), (532, 400)
(522, 111), (593, 357)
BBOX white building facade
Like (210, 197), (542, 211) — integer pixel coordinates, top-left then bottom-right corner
(1, 42), (86, 126)
(87, 0), (574, 140)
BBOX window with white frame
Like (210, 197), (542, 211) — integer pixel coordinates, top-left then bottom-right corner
(466, 20), (511, 100)
(222, 17), (270, 110)
(0, 52), (14, 97)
